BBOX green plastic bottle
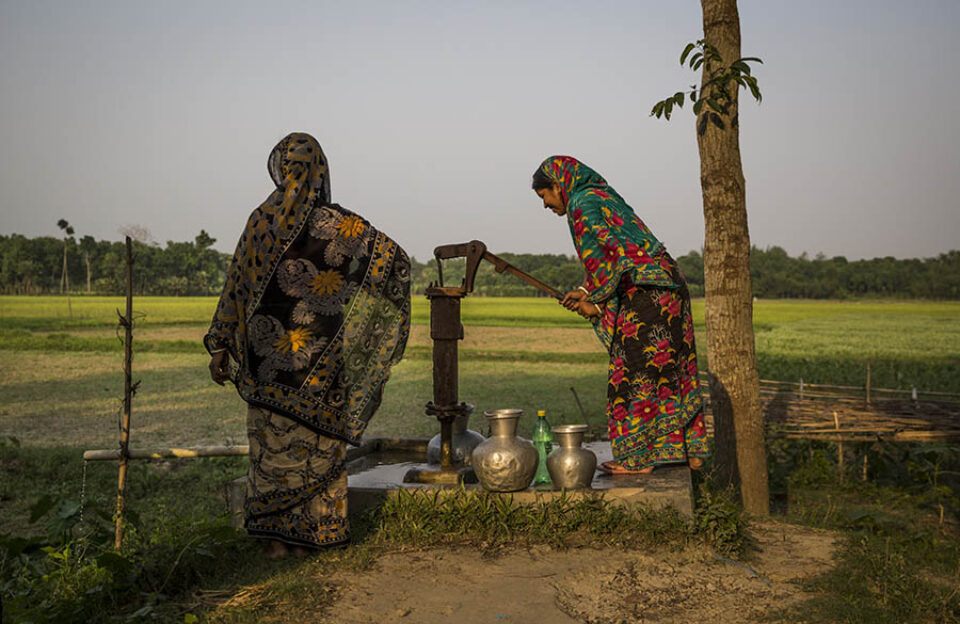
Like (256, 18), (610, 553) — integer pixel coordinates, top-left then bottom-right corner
(531, 410), (554, 485)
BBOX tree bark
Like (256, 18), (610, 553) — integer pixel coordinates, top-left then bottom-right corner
(84, 252), (92, 293)
(698, 0), (769, 514)
(61, 245), (68, 294)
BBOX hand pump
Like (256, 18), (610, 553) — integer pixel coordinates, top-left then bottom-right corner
(403, 240), (563, 484)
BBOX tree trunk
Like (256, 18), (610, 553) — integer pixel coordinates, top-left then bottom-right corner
(84, 252), (92, 293)
(698, 0), (769, 514)
(61, 245), (68, 294)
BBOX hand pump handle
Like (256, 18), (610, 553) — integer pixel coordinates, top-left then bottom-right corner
(431, 240), (564, 299)
(481, 250), (563, 300)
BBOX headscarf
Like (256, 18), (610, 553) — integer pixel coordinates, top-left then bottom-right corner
(206, 133), (410, 443)
(537, 155), (677, 349)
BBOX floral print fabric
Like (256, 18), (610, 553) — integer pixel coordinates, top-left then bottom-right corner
(538, 155), (677, 351)
(245, 405), (348, 547)
(536, 155), (708, 469)
(206, 133), (410, 444)
(607, 267), (709, 470)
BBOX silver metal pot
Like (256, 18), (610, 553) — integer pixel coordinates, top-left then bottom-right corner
(471, 409), (537, 492)
(546, 424), (597, 490)
(426, 412), (485, 465)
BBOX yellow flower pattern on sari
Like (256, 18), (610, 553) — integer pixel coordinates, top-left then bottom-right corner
(204, 133), (410, 446)
(337, 215), (366, 239)
(274, 327), (313, 354)
(311, 269), (343, 296)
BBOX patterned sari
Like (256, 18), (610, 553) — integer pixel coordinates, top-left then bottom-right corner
(537, 156), (708, 470)
(206, 133), (410, 547)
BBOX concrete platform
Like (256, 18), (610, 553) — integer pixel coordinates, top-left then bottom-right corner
(227, 437), (695, 527)
(346, 438), (694, 518)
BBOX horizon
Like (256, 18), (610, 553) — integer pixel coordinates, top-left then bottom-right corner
(2, 228), (958, 265)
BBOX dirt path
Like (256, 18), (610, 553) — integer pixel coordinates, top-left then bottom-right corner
(319, 521), (838, 624)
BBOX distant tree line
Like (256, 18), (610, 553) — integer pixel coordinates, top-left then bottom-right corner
(2, 232), (958, 299)
(0, 231), (227, 296)
(410, 246), (960, 299)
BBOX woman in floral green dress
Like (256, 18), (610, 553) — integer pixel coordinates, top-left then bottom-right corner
(533, 156), (707, 474)
(206, 133), (410, 556)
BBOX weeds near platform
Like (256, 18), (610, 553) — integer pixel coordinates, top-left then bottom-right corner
(767, 438), (960, 623)
(370, 486), (748, 557)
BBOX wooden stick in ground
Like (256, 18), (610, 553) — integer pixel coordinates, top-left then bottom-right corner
(865, 361), (872, 407)
(570, 387), (588, 422)
(833, 411), (843, 482)
(115, 236), (133, 550)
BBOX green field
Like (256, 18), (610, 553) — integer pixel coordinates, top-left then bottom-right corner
(2, 295), (959, 622)
(0, 295), (958, 451)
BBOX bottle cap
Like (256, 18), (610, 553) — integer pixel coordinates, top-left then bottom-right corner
(537, 410), (546, 417)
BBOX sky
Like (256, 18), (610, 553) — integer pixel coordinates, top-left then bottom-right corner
(1, 0), (958, 262)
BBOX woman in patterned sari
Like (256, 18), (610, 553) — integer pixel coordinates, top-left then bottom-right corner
(206, 133), (410, 556)
(532, 156), (707, 474)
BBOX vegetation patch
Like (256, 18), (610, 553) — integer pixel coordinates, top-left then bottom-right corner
(767, 438), (960, 623)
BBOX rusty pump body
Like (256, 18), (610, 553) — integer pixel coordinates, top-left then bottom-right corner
(403, 240), (564, 485)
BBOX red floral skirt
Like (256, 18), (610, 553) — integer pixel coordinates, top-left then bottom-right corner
(606, 260), (709, 470)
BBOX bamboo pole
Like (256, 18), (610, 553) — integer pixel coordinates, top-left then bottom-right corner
(833, 411), (843, 482)
(865, 361), (872, 407)
(115, 237), (133, 550)
(698, 371), (960, 402)
(774, 431), (960, 442)
(85, 446), (250, 462)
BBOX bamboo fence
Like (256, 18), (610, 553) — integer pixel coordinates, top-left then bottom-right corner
(698, 372), (960, 443)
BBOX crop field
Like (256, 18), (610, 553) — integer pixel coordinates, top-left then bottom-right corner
(0, 295), (958, 451)
(2, 295), (959, 623)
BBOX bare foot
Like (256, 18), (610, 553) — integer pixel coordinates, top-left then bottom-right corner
(688, 458), (704, 471)
(261, 540), (289, 560)
(598, 461), (653, 475)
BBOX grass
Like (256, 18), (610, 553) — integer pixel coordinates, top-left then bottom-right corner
(0, 441), (742, 623)
(2, 296), (958, 391)
(371, 487), (702, 552)
(1, 296), (957, 453)
(2, 295), (959, 621)
(6, 438), (955, 623)
(763, 438), (960, 623)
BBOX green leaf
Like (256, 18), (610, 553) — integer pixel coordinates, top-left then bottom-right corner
(689, 51), (703, 69)
(745, 76), (762, 102)
(650, 101), (664, 118)
(692, 58), (704, 71)
(692, 99), (703, 115)
(664, 99), (674, 120)
(698, 114), (709, 136)
(709, 112), (725, 130)
(680, 43), (696, 65)
(707, 98), (722, 112)
(124, 508), (142, 528)
(185, 615), (199, 624)
(731, 61), (750, 75)
(97, 551), (133, 575)
(689, 90), (697, 103)
(738, 56), (764, 64)
(29, 495), (56, 524)
(55, 499), (80, 520)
